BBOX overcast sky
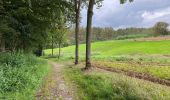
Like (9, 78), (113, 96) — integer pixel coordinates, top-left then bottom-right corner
(81, 0), (170, 29)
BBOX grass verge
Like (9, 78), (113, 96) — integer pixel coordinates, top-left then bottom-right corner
(63, 64), (170, 100)
(0, 53), (50, 100)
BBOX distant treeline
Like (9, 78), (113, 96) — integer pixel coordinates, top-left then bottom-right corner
(67, 27), (155, 44)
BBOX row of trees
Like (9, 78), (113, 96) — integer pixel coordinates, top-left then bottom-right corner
(67, 27), (154, 44)
(45, 0), (144, 66)
(67, 21), (169, 45)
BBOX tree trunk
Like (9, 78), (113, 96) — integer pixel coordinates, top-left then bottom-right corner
(0, 34), (2, 52)
(52, 36), (54, 56)
(75, 0), (81, 65)
(58, 42), (61, 59)
(0, 37), (5, 52)
(85, 0), (95, 69)
(38, 45), (43, 56)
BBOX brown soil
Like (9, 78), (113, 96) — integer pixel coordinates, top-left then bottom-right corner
(36, 62), (75, 100)
(92, 64), (170, 87)
(134, 36), (170, 41)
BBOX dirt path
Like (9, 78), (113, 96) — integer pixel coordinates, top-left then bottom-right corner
(36, 62), (74, 100)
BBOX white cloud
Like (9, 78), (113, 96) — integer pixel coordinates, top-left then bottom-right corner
(140, 7), (170, 27)
(142, 7), (170, 20)
(80, 0), (170, 28)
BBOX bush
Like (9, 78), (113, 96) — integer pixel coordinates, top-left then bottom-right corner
(0, 53), (49, 99)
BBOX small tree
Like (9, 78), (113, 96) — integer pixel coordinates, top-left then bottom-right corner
(47, 32), (56, 56)
(55, 27), (67, 59)
(153, 22), (169, 35)
(74, 0), (82, 65)
(48, 23), (67, 58)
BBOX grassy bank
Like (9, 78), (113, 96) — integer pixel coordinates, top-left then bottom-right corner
(0, 53), (50, 100)
(63, 65), (170, 100)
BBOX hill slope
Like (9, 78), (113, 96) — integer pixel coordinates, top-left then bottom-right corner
(45, 40), (170, 59)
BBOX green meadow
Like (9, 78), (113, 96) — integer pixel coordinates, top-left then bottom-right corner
(4, 34), (169, 99)
(44, 39), (170, 100)
(45, 40), (170, 60)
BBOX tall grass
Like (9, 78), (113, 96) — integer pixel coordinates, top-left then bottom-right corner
(0, 53), (50, 99)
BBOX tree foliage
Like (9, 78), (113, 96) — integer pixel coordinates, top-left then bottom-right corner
(0, 0), (74, 52)
(153, 22), (169, 35)
(120, 0), (134, 4)
(67, 27), (154, 44)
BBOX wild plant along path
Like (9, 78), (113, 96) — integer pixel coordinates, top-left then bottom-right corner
(36, 62), (74, 100)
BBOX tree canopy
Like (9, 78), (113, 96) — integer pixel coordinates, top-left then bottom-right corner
(0, 0), (74, 52)
(153, 22), (169, 35)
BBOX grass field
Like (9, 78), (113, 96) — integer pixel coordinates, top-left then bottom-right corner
(45, 39), (170, 99)
(44, 40), (170, 79)
(45, 40), (170, 62)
